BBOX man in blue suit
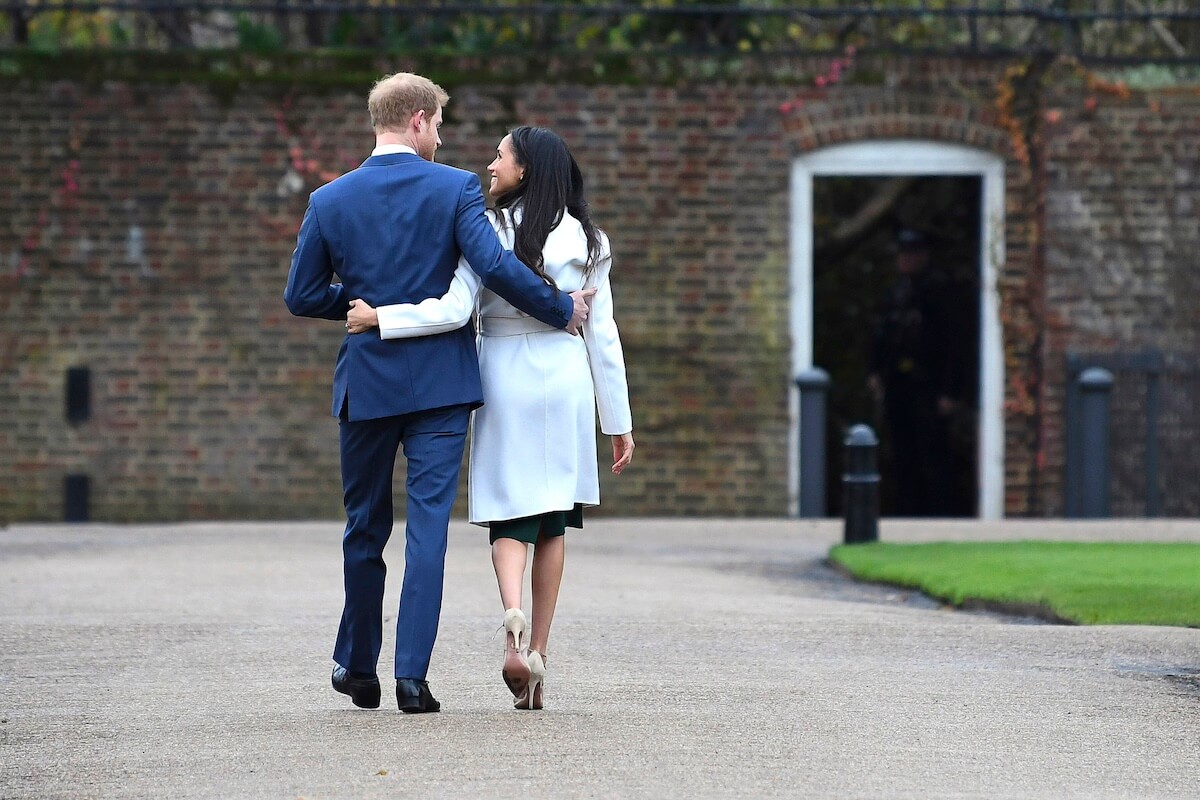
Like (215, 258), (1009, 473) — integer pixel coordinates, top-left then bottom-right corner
(284, 73), (593, 713)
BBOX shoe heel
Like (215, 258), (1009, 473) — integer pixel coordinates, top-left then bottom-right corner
(502, 608), (526, 653)
(528, 675), (542, 710)
(501, 609), (531, 697)
(520, 651), (546, 711)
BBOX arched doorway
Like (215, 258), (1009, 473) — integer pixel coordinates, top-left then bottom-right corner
(789, 140), (1005, 519)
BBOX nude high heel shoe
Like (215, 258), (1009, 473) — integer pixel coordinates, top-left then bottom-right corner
(501, 608), (531, 697)
(515, 650), (546, 711)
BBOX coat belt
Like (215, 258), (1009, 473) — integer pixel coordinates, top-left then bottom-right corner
(478, 316), (558, 337)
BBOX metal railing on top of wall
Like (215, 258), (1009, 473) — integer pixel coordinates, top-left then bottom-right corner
(2, 1), (1200, 62)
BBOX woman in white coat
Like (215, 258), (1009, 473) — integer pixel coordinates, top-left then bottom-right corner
(346, 126), (634, 710)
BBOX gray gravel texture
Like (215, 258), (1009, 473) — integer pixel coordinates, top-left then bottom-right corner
(1, 518), (1198, 799)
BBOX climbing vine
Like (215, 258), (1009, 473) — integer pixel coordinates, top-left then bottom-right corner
(12, 124), (82, 280)
(992, 53), (1157, 511)
(777, 45), (858, 116)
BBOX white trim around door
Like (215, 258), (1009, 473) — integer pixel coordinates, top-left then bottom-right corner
(789, 140), (1006, 519)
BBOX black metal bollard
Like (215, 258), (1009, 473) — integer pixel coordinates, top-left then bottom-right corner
(64, 474), (90, 523)
(843, 424), (880, 544)
(64, 366), (92, 522)
(795, 368), (831, 518)
(1079, 367), (1113, 518)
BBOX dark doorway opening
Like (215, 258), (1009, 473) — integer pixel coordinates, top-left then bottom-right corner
(813, 175), (981, 517)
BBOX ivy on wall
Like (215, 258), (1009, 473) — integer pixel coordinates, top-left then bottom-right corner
(990, 53), (1185, 511)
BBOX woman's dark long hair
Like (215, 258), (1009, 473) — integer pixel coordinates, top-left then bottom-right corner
(493, 126), (603, 282)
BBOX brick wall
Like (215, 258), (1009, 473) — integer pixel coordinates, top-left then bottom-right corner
(1, 54), (1195, 521)
(1039, 81), (1200, 515)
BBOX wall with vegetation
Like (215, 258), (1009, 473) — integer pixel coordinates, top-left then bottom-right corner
(1, 50), (1197, 520)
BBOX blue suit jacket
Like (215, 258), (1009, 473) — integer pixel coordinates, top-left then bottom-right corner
(284, 153), (573, 421)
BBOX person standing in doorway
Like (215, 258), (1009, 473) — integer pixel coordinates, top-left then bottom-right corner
(867, 228), (964, 516)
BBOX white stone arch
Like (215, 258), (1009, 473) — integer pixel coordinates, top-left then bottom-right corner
(789, 140), (1006, 519)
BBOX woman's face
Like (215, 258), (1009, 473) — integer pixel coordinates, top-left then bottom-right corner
(487, 135), (524, 197)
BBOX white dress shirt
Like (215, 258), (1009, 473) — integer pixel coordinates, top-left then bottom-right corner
(371, 144), (417, 157)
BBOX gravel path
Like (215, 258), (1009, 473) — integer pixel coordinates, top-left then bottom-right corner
(2, 519), (1197, 799)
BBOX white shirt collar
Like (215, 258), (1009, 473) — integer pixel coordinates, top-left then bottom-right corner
(371, 144), (417, 157)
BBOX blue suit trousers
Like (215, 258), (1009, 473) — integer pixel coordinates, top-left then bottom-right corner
(333, 403), (471, 680)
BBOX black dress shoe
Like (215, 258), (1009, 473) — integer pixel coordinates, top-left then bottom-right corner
(396, 678), (441, 714)
(332, 666), (381, 709)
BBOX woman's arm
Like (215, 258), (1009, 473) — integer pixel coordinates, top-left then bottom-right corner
(581, 235), (634, 449)
(346, 257), (481, 338)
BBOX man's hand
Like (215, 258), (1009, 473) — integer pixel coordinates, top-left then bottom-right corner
(346, 299), (378, 334)
(565, 288), (598, 335)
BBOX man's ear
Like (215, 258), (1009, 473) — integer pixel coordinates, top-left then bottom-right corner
(412, 108), (427, 132)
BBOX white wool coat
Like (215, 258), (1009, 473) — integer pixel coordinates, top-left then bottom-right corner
(375, 208), (632, 524)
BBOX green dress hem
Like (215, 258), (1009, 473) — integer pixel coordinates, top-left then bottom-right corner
(488, 504), (585, 545)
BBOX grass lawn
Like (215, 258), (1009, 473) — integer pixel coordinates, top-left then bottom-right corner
(828, 541), (1200, 627)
